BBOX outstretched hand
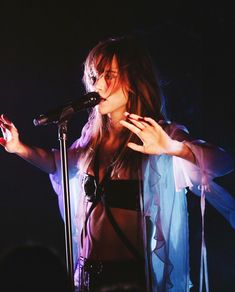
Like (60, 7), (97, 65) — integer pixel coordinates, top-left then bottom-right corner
(120, 112), (174, 155)
(0, 114), (21, 153)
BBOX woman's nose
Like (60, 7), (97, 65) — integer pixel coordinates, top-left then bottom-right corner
(95, 75), (107, 91)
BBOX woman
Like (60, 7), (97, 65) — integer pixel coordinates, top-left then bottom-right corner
(0, 36), (234, 291)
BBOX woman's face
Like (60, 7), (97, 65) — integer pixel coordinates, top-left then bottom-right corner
(92, 56), (129, 120)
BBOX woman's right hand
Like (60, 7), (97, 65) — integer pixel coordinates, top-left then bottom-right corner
(0, 113), (56, 174)
(0, 114), (22, 154)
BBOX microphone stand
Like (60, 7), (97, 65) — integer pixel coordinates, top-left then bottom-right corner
(33, 93), (100, 291)
(58, 120), (74, 291)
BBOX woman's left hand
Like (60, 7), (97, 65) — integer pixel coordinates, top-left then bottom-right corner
(120, 112), (174, 155)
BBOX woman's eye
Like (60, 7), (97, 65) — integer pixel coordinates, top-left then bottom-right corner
(105, 73), (116, 80)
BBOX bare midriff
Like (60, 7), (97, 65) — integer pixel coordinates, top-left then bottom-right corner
(80, 203), (143, 261)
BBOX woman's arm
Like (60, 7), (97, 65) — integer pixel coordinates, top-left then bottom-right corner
(0, 114), (56, 174)
(164, 121), (234, 177)
(120, 113), (234, 177)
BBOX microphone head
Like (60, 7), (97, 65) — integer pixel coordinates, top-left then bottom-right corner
(33, 115), (48, 126)
(73, 92), (101, 111)
(83, 91), (101, 105)
(33, 92), (101, 127)
(33, 118), (39, 126)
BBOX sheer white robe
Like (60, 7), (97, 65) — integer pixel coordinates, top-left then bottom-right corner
(49, 122), (234, 291)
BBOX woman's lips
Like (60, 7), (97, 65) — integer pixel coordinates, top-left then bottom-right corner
(100, 97), (107, 103)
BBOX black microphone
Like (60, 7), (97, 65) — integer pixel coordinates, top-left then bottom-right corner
(33, 92), (101, 126)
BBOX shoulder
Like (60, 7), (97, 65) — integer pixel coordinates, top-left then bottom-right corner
(69, 138), (82, 150)
(67, 137), (85, 161)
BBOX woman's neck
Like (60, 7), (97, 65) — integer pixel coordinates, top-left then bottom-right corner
(109, 114), (123, 138)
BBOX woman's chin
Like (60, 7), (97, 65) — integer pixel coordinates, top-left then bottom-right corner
(98, 104), (108, 115)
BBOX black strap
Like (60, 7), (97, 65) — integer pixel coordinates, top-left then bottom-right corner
(80, 200), (98, 248)
(102, 196), (143, 261)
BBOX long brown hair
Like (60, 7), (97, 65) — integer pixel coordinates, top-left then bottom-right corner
(78, 35), (166, 175)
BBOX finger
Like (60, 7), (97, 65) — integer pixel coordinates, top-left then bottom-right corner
(126, 118), (146, 130)
(0, 125), (7, 139)
(1, 114), (15, 127)
(125, 112), (146, 123)
(0, 137), (6, 147)
(0, 122), (6, 132)
(127, 117), (149, 129)
(0, 122), (13, 141)
(120, 120), (142, 135)
(125, 112), (152, 127)
(0, 121), (12, 132)
(124, 112), (142, 119)
(143, 117), (159, 128)
(127, 142), (145, 153)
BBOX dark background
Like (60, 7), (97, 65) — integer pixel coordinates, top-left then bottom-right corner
(0, 1), (234, 291)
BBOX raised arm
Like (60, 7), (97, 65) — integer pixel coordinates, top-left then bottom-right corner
(120, 112), (234, 177)
(0, 114), (56, 174)
(162, 120), (234, 177)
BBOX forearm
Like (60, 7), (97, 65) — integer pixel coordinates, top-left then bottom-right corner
(14, 142), (56, 174)
(167, 138), (234, 176)
(161, 122), (233, 176)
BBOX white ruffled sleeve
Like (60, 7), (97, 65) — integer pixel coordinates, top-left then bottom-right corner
(162, 121), (235, 227)
(143, 121), (235, 291)
(172, 139), (235, 228)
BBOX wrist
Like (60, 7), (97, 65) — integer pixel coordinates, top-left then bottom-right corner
(166, 139), (183, 156)
(14, 141), (28, 156)
(167, 140), (195, 164)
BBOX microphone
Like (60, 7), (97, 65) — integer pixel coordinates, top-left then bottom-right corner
(33, 92), (101, 126)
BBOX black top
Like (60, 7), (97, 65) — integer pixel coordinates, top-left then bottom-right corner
(82, 173), (141, 211)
